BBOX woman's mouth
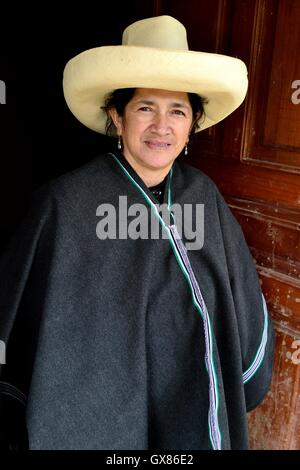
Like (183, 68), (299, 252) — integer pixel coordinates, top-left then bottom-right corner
(144, 140), (171, 150)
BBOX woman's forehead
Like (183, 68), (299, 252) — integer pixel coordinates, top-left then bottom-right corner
(132, 88), (190, 104)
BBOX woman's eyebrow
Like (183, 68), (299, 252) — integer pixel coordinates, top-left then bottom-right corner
(135, 99), (155, 106)
(170, 102), (190, 109)
(135, 99), (190, 109)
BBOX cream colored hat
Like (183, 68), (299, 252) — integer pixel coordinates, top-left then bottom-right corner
(63, 15), (248, 133)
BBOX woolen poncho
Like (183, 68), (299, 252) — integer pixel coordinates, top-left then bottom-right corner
(0, 151), (274, 450)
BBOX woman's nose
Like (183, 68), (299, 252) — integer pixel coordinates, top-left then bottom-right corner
(151, 112), (170, 134)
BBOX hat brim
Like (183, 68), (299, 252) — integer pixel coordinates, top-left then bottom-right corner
(63, 45), (248, 133)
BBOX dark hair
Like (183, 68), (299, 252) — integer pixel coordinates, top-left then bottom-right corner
(101, 88), (207, 136)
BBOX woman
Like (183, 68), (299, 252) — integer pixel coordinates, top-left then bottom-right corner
(0, 15), (274, 450)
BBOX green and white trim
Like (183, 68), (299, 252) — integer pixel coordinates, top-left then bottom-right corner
(242, 294), (269, 384)
(109, 153), (222, 450)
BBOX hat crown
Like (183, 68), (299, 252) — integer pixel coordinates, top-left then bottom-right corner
(122, 15), (189, 51)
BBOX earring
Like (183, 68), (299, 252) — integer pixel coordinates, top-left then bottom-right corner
(117, 135), (122, 150)
(184, 144), (188, 156)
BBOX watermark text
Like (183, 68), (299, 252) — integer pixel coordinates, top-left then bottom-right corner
(291, 80), (300, 104)
(0, 340), (6, 364)
(0, 80), (6, 104)
(96, 197), (204, 251)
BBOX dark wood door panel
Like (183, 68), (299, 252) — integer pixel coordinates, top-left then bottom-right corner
(248, 329), (300, 449)
(242, 0), (300, 171)
(191, 156), (300, 209)
(228, 197), (300, 279)
(259, 270), (300, 336)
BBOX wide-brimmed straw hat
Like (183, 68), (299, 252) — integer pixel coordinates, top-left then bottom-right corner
(63, 15), (248, 133)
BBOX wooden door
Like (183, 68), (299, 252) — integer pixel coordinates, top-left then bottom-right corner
(153, 0), (300, 450)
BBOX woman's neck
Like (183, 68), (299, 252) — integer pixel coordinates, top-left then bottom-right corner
(122, 153), (173, 187)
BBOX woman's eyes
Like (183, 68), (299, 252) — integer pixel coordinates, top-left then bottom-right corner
(138, 106), (152, 112)
(137, 107), (186, 116)
(172, 109), (185, 116)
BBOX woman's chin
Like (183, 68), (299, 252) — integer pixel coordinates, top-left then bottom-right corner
(140, 151), (176, 170)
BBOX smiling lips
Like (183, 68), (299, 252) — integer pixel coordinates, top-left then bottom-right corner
(144, 140), (171, 149)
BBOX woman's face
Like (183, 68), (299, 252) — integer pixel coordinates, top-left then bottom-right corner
(109, 88), (193, 182)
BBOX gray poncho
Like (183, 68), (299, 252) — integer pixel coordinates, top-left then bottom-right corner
(0, 152), (274, 450)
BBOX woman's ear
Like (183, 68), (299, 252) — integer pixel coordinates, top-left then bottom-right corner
(108, 108), (123, 136)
